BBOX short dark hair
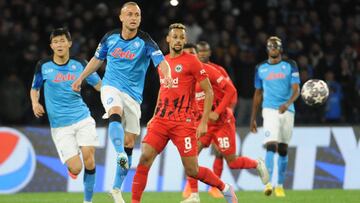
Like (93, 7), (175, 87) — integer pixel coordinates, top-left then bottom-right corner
(184, 43), (197, 50)
(168, 23), (186, 33)
(50, 28), (71, 42)
(197, 41), (210, 48)
(120, 1), (139, 13)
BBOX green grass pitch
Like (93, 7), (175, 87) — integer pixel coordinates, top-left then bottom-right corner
(0, 190), (359, 203)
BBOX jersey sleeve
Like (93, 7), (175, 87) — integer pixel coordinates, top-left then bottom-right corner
(80, 59), (101, 86)
(191, 57), (208, 82)
(31, 60), (44, 90)
(254, 64), (263, 89)
(142, 32), (165, 67)
(206, 64), (226, 89)
(288, 60), (301, 84)
(94, 33), (110, 60)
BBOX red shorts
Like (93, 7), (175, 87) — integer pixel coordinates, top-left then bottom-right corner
(143, 118), (198, 157)
(199, 118), (236, 155)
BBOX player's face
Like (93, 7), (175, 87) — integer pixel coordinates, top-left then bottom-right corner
(196, 45), (211, 63)
(120, 5), (141, 31)
(50, 35), (71, 57)
(183, 48), (197, 55)
(167, 28), (186, 54)
(267, 41), (281, 58)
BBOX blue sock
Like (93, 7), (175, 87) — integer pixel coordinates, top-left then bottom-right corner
(265, 151), (275, 182)
(278, 155), (288, 185)
(84, 168), (96, 202)
(114, 148), (133, 189)
(108, 114), (125, 153)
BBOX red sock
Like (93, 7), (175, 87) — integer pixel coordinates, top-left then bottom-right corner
(213, 157), (223, 177)
(196, 166), (225, 191)
(187, 177), (198, 192)
(132, 165), (149, 202)
(228, 156), (257, 169)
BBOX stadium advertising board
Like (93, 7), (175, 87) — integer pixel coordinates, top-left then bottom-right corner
(0, 126), (359, 193)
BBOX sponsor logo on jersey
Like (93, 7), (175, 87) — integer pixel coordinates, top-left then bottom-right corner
(266, 72), (285, 80)
(195, 91), (205, 100)
(111, 48), (136, 60)
(160, 77), (179, 88)
(53, 72), (76, 83)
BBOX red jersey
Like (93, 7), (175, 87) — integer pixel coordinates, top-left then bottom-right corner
(154, 52), (208, 121)
(208, 62), (238, 107)
(195, 63), (235, 124)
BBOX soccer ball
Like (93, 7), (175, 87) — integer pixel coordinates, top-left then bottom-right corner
(301, 79), (329, 106)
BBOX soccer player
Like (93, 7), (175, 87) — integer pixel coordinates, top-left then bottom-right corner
(30, 28), (101, 203)
(180, 44), (269, 203)
(131, 23), (238, 203)
(250, 36), (300, 197)
(71, 2), (172, 202)
(195, 41), (239, 198)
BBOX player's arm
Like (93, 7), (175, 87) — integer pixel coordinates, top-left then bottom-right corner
(30, 61), (45, 118)
(158, 60), (172, 87)
(250, 64), (263, 133)
(279, 60), (301, 114)
(211, 79), (236, 121)
(72, 57), (104, 91)
(197, 78), (214, 137)
(250, 89), (263, 133)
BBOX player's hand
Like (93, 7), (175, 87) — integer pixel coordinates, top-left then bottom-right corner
(72, 78), (83, 92)
(196, 121), (208, 138)
(250, 120), (257, 133)
(32, 102), (45, 118)
(163, 75), (173, 88)
(209, 111), (219, 122)
(279, 103), (289, 114)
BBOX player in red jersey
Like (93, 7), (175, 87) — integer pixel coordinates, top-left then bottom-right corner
(131, 23), (238, 203)
(195, 41), (239, 198)
(180, 44), (269, 203)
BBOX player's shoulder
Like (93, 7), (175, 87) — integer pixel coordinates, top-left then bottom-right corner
(101, 29), (120, 41)
(283, 59), (298, 67)
(35, 57), (52, 69)
(182, 52), (199, 61)
(70, 56), (87, 67)
(137, 30), (157, 45)
(255, 60), (268, 69)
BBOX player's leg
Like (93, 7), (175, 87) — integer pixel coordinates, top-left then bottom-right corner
(113, 94), (141, 194)
(101, 86), (127, 169)
(262, 108), (281, 196)
(51, 126), (82, 178)
(173, 126), (238, 203)
(132, 118), (169, 203)
(274, 111), (294, 197)
(208, 147), (224, 198)
(76, 117), (99, 203)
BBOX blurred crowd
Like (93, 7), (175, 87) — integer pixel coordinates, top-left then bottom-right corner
(0, 0), (359, 126)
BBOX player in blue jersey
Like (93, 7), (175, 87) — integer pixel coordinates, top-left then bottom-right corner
(71, 2), (172, 202)
(250, 36), (300, 197)
(30, 28), (101, 203)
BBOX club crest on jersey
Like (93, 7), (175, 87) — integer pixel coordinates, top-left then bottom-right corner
(71, 65), (76, 70)
(175, 64), (183, 73)
(132, 41), (141, 49)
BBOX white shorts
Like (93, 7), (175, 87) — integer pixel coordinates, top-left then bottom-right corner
(262, 108), (294, 145)
(100, 85), (141, 135)
(51, 116), (99, 163)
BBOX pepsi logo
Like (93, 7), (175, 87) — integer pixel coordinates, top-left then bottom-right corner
(0, 127), (36, 193)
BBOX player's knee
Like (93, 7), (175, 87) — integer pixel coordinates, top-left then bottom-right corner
(278, 143), (288, 156)
(139, 152), (154, 166)
(83, 155), (95, 169)
(266, 143), (277, 153)
(184, 165), (198, 178)
(68, 163), (82, 175)
(109, 113), (122, 123)
(124, 134), (136, 148)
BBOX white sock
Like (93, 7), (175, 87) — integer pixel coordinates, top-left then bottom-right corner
(222, 184), (229, 192)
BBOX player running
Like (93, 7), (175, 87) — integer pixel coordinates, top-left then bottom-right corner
(250, 36), (300, 197)
(131, 23), (238, 203)
(30, 28), (101, 203)
(71, 2), (172, 202)
(180, 44), (269, 203)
